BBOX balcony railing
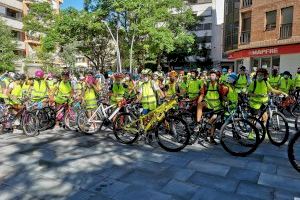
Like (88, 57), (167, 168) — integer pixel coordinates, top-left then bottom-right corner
(242, 0), (252, 8)
(240, 31), (251, 44)
(280, 23), (293, 39)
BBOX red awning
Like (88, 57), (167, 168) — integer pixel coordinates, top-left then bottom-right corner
(228, 43), (300, 60)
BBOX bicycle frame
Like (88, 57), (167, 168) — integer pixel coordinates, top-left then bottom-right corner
(87, 103), (119, 123)
(124, 99), (178, 134)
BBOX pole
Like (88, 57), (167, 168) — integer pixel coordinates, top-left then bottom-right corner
(102, 21), (121, 72)
(129, 33), (135, 74)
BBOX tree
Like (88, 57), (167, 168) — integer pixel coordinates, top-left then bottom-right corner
(48, 9), (115, 71)
(0, 19), (18, 72)
(23, 2), (56, 35)
(84, 0), (196, 71)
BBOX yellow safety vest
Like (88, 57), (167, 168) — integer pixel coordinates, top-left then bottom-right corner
(204, 82), (221, 110)
(32, 80), (47, 100)
(141, 81), (157, 110)
(84, 87), (97, 109)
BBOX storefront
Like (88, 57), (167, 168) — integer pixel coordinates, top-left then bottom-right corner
(227, 43), (300, 74)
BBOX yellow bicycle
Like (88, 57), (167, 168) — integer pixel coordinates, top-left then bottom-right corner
(113, 98), (190, 152)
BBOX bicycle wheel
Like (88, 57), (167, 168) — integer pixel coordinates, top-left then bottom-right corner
(295, 115), (300, 131)
(288, 132), (300, 172)
(220, 118), (259, 157)
(246, 116), (266, 144)
(155, 116), (190, 152)
(266, 111), (289, 146)
(178, 111), (199, 145)
(64, 108), (78, 131)
(33, 108), (50, 131)
(21, 112), (39, 137)
(113, 112), (139, 144)
(291, 103), (300, 117)
(77, 110), (102, 134)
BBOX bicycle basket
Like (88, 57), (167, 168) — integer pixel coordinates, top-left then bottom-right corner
(280, 96), (296, 108)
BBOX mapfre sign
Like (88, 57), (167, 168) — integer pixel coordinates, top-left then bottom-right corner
(228, 44), (300, 60)
(250, 48), (278, 56)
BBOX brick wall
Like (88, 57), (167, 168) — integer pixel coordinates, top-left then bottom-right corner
(238, 0), (300, 49)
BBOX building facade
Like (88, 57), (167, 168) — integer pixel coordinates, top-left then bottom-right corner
(187, 0), (229, 68)
(224, 0), (300, 74)
(0, 0), (63, 73)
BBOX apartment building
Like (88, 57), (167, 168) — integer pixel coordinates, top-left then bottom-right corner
(187, 0), (229, 68)
(0, 0), (63, 72)
(224, 0), (300, 74)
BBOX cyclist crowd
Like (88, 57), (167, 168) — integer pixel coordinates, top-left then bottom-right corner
(0, 65), (299, 141)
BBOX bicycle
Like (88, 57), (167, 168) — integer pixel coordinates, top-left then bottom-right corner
(237, 94), (289, 146)
(288, 130), (300, 172)
(77, 97), (127, 135)
(113, 98), (190, 152)
(32, 98), (79, 132)
(0, 98), (38, 136)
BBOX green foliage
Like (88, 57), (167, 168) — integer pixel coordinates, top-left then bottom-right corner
(23, 2), (56, 34)
(0, 19), (17, 72)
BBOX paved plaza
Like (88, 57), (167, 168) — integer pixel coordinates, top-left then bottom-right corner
(0, 119), (299, 200)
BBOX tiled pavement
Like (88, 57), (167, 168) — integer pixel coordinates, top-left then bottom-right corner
(0, 119), (299, 200)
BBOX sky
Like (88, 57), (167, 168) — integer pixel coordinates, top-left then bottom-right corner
(61, 0), (84, 10)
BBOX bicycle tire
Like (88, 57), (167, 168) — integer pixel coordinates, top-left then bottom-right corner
(288, 132), (300, 172)
(113, 112), (139, 144)
(220, 118), (259, 157)
(155, 116), (190, 152)
(21, 112), (39, 137)
(246, 116), (266, 144)
(64, 108), (78, 131)
(266, 111), (289, 146)
(177, 111), (199, 145)
(295, 115), (300, 131)
(77, 110), (102, 135)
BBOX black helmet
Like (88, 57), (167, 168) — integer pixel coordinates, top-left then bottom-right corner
(14, 73), (22, 81)
(61, 71), (70, 77)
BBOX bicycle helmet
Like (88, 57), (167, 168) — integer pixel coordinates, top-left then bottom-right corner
(222, 68), (228, 73)
(209, 69), (217, 74)
(240, 66), (246, 71)
(35, 70), (44, 78)
(153, 71), (160, 76)
(141, 69), (152, 75)
(61, 71), (70, 77)
(114, 73), (125, 79)
(14, 73), (22, 81)
(227, 73), (238, 84)
(169, 70), (178, 78)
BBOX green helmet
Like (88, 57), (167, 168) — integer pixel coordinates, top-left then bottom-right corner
(141, 68), (152, 75)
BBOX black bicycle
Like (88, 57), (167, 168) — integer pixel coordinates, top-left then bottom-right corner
(288, 131), (300, 172)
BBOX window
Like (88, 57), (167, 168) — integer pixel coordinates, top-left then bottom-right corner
(280, 6), (293, 39)
(196, 36), (212, 43)
(266, 10), (276, 31)
(6, 8), (17, 19)
(281, 6), (293, 25)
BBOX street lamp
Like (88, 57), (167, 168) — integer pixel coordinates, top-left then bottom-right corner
(101, 20), (122, 73)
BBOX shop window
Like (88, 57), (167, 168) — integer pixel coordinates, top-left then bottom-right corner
(266, 10), (276, 31)
(261, 57), (271, 69)
(272, 56), (280, 68)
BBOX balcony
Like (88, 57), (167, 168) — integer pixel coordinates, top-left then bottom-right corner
(242, 0), (252, 8)
(280, 23), (293, 39)
(25, 35), (41, 44)
(240, 31), (250, 44)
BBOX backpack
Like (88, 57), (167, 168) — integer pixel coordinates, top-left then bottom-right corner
(204, 81), (225, 101)
(251, 80), (267, 94)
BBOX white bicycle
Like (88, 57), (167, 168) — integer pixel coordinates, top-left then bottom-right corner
(77, 98), (130, 135)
